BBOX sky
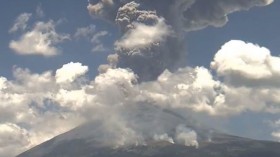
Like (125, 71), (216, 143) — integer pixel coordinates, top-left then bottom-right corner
(1, 0), (280, 156)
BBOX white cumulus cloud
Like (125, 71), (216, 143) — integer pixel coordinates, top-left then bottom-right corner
(115, 17), (172, 53)
(211, 40), (280, 87)
(9, 20), (69, 57)
(55, 62), (89, 84)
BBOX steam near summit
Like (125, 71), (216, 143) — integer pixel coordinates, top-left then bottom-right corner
(1, 1), (280, 157)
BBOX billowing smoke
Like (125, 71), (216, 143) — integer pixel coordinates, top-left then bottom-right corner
(82, 0), (274, 147)
(4, 39), (280, 156)
(88, 0), (273, 81)
(2, 1), (277, 156)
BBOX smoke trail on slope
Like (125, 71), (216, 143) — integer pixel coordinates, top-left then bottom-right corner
(1, 1), (276, 156)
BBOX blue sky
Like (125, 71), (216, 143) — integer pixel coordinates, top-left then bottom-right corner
(0, 0), (116, 79)
(187, 1), (280, 67)
(1, 0), (280, 156)
(1, 1), (279, 79)
(187, 2), (280, 139)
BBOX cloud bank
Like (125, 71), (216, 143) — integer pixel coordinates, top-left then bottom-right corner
(2, 40), (280, 156)
(2, 0), (277, 156)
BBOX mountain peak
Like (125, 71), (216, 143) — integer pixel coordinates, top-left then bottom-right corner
(17, 123), (280, 157)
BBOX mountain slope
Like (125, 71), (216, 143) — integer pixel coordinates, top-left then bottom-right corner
(17, 125), (280, 157)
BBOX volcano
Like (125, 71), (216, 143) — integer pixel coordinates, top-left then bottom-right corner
(16, 122), (280, 157)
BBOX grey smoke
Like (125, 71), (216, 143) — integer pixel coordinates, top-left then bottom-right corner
(88, 0), (273, 81)
(1, 2), (276, 156)
(83, 0), (275, 148)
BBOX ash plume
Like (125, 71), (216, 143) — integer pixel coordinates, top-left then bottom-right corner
(79, 0), (274, 147)
(88, 0), (273, 81)
(2, 1), (276, 156)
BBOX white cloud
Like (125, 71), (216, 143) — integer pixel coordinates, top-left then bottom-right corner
(12, 67), (54, 93)
(115, 18), (172, 53)
(0, 123), (31, 157)
(74, 25), (96, 39)
(9, 13), (32, 33)
(9, 20), (69, 57)
(55, 89), (90, 110)
(55, 62), (89, 84)
(211, 40), (280, 87)
(91, 30), (108, 43)
(2, 40), (280, 156)
(91, 44), (106, 52)
(0, 63), (88, 156)
(91, 30), (109, 52)
(74, 25), (109, 52)
(87, 0), (114, 18)
(0, 77), (7, 89)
